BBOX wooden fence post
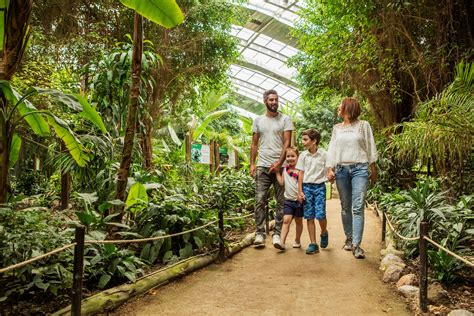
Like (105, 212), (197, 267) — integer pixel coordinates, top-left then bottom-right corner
(382, 212), (386, 242)
(72, 225), (85, 316)
(218, 210), (225, 261)
(419, 221), (429, 313)
(185, 133), (191, 163)
(209, 141), (215, 173)
(234, 149), (240, 170)
(214, 142), (220, 174)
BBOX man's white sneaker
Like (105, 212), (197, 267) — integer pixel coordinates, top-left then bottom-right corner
(272, 235), (284, 250)
(254, 234), (265, 247)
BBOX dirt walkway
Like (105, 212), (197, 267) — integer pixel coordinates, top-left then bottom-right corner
(114, 199), (410, 315)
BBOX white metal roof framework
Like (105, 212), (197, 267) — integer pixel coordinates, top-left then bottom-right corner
(229, 0), (304, 116)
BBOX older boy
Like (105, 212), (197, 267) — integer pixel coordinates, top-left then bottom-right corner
(297, 129), (328, 254)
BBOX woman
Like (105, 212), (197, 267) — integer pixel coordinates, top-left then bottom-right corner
(326, 97), (378, 259)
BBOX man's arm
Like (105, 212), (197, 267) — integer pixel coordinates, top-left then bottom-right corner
(250, 132), (259, 177)
(269, 130), (292, 173)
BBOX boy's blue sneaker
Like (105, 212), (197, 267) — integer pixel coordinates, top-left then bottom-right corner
(305, 243), (319, 254)
(320, 232), (329, 248)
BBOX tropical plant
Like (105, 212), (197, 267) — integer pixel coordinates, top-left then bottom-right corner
(389, 62), (474, 196)
(0, 82), (106, 203)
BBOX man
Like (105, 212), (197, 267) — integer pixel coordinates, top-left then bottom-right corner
(250, 89), (294, 249)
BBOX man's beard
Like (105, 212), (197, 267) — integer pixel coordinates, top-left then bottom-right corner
(266, 103), (278, 113)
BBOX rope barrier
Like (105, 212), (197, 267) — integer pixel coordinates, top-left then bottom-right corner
(383, 212), (420, 241)
(0, 243), (76, 274)
(0, 211), (255, 274)
(423, 236), (474, 268)
(376, 203), (473, 267)
(85, 220), (219, 244)
(224, 213), (253, 221)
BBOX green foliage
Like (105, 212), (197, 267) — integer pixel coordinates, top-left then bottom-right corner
(0, 209), (73, 304)
(295, 95), (340, 147)
(119, 0), (184, 28)
(84, 243), (146, 289)
(388, 62), (474, 196)
(379, 179), (473, 284)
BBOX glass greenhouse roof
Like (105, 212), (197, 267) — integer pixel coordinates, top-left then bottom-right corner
(230, 0), (303, 115)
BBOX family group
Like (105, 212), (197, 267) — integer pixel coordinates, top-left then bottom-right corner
(249, 89), (378, 259)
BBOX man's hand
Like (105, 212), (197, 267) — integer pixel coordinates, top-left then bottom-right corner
(297, 191), (305, 203)
(327, 169), (335, 183)
(268, 162), (282, 174)
(250, 164), (257, 178)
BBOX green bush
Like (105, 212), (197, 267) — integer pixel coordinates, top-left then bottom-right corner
(379, 179), (473, 284)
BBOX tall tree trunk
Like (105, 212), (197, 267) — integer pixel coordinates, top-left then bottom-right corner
(141, 113), (154, 170)
(141, 29), (170, 170)
(114, 13), (143, 210)
(0, 94), (9, 204)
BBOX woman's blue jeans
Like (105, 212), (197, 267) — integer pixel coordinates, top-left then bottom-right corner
(335, 163), (369, 246)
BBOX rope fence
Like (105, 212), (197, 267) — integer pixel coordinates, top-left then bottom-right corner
(374, 202), (474, 312)
(0, 208), (255, 315)
(423, 236), (474, 268)
(0, 243), (77, 274)
(0, 212), (254, 273)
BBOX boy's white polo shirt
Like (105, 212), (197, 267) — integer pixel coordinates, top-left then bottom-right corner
(296, 149), (327, 184)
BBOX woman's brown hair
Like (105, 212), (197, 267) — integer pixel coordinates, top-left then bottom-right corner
(340, 97), (361, 121)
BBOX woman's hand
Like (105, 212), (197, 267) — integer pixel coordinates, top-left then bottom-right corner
(327, 168), (335, 183)
(369, 164), (378, 185)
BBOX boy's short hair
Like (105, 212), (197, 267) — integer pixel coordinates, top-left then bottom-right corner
(340, 97), (361, 121)
(286, 146), (299, 156)
(263, 89), (278, 102)
(302, 128), (321, 145)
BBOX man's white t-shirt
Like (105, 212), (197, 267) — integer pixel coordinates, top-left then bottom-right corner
(252, 113), (294, 167)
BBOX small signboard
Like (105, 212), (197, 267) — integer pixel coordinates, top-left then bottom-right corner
(191, 143), (211, 164)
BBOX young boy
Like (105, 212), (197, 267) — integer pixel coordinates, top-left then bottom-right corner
(296, 129), (328, 254)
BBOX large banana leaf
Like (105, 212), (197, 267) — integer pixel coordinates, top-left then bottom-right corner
(8, 133), (21, 168)
(0, 80), (50, 137)
(47, 116), (90, 167)
(75, 94), (107, 133)
(119, 0), (184, 28)
(33, 88), (107, 134)
(192, 109), (230, 141)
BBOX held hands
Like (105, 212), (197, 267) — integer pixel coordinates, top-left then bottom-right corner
(268, 162), (282, 174)
(297, 191), (305, 203)
(327, 169), (335, 183)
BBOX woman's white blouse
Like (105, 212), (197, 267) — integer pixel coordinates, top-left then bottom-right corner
(326, 120), (378, 168)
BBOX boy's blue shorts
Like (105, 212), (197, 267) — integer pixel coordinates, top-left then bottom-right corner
(302, 183), (326, 220)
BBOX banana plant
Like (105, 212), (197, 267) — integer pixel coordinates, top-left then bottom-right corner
(0, 80), (107, 203)
(114, 0), (184, 207)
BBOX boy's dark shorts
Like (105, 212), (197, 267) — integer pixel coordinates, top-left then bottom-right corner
(283, 200), (304, 217)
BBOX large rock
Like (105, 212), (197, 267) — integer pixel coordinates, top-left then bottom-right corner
(380, 244), (405, 258)
(383, 264), (404, 282)
(396, 273), (417, 288)
(448, 310), (474, 316)
(380, 253), (405, 271)
(428, 282), (451, 305)
(397, 285), (419, 298)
